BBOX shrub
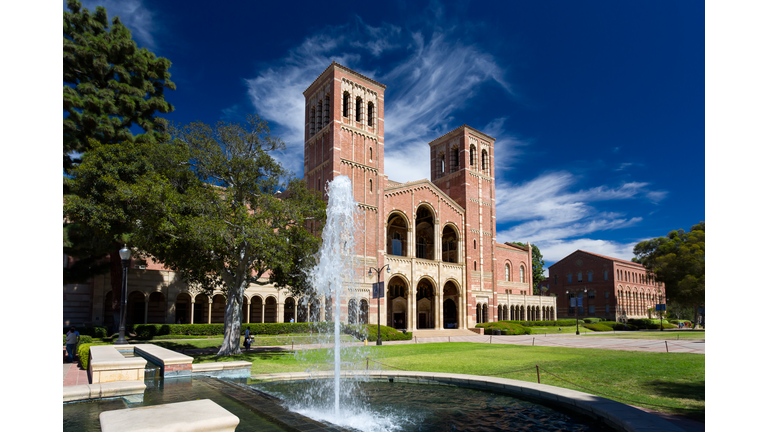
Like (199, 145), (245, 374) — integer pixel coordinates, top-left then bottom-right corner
(62, 326), (109, 338)
(476, 321), (532, 335)
(502, 319), (583, 327)
(356, 324), (412, 341)
(628, 318), (672, 329)
(76, 342), (111, 370)
(584, 323), (612, 332)
(600, 321), (638, 331)
(583, 318), (602, 324)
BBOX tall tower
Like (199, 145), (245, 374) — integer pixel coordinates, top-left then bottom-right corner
(428, 126), (498, 320)
(302, 62), (387, 310)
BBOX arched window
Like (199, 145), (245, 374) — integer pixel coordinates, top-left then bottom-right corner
(441, 154), (445, 173)
(355, 97), (362, 122)
(588, 271), (593, 282)
(604, 270), (609, 280)
(577, 272), (582, 283)
(520, 266), (525, 283)
(316, 100), (323, 131)
(469, 145), (476, 166)
(310, 107), (316, 135)
(343, 92), (350, 117)
(474, 261), (477, 271)
(473, 239), (476, 249)
(567, 274), (573, 283)
(416, 237), (426, 259)
(367, 102), (374, 127)
(324, 94), (330, 125)
(369, 179), (373, 193)
(505, 264), (510, 281)
(451, 146), (460, 172)
(369, 147), (373, 161)
(481, 149), (488, 173)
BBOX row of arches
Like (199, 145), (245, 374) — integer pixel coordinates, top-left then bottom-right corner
(475, 303), (556, 323)
(387, 206), (461, 263)
(386, 275), (462, 329)
(617, 287), (663, 318)
(102, 290), (370, 327)
(309, 93), (331, 136)
(342, 91), (375, 127)
(503, 263), (526, 283)
(618, 269), (658, 286)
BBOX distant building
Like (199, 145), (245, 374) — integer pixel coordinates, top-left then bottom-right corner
(546, 250), (665, 322)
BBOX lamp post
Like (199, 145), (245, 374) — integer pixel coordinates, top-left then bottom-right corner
(115, 245), (131, 345)
(657, 288), (664, 332)
(368, 264), (390, 346)
(566, 287), (588, 335)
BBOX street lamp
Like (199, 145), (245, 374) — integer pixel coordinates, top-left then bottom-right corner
(368, 264), (390, 346)
(566, 287), (588, 335)
(657, 288), (664, 332)
(115, 245), (131, 345)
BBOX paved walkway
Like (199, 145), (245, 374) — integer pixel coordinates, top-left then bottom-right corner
(63, 347), (89, 387)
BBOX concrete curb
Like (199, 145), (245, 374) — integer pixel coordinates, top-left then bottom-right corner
(251, 370), (687, 432)
(64, 381), (146, 402)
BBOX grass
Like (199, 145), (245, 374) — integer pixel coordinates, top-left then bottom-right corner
(149, 337), (705, 422)
(527, 326), (596, 335)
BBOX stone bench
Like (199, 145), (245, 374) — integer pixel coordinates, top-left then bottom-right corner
(64, 381), (146, 402)
(89, 345), (147, 384)
(191, 361), (252, 378)
(133, 344), (194, 378)
(99, 399), (239, 432)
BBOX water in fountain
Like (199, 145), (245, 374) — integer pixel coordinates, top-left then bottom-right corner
(287, 176), (407, 432)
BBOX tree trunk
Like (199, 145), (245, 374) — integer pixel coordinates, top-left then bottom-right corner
(217, 283), (245, 356)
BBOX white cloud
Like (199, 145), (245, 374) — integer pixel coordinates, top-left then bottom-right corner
(244, 16), (514, 180)
(72, 0), (158, 50)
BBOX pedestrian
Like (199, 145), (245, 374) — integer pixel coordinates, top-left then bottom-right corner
(244, 327), (250, 351)
(290, 317), (294, 323)
(65, 326), (80, 363)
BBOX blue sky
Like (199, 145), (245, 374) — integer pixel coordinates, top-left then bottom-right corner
(67, 0), (704, 272)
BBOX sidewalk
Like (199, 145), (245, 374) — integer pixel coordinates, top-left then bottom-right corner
(63, 347), (89, 387)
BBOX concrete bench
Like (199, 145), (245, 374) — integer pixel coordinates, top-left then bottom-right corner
(89, 345), (147, 384)
(99, 399), (239, 432)
(133, 344), (194, 378)
(191, 361), (252, 378)
(64, 381), (146, 402)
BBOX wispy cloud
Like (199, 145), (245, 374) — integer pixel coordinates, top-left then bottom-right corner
(244, 14), (514, 179)
(72, 0), (158, 50)
(495, 171), (666, 264)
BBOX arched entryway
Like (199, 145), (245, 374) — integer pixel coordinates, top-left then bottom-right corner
(211, 294), (226, 323)
(416, 278), (436, 329)
(264, 297), (277, 323)
(194, 294), (209, 324)
(250, 296), (263, 323)
(442, 281), (460, 329)
(387, 213), (409, 256)
(127, 291), (145, 325)
(415, 205), (435, 260)
(348, 298), (358, 325)
(146, 292), (166, 324)
(360, 299), (369, 324)
(284, 297), (296, 323)
(175, 292), (191, 324)
(387, 275), (408, 329)
(442, 225), (459, 263)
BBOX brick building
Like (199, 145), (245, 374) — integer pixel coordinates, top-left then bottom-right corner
(543, 250), (665, 322)
(63, 62), (556, 331)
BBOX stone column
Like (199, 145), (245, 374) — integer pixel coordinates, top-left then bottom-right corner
(261, 303), (265, 323)
(190, 301), (195, 324)
(144, 298), (149, 324)
(435, 223), (441, 262)
(437, 289), (443, 329)
(207, 299), (212, 324)
(246, 301), (251, 324)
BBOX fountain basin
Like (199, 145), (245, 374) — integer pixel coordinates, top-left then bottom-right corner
(252, 370), (686, 432)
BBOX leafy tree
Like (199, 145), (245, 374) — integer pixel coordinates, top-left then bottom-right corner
(510, 242), (546, 291)
(63, 0), (175, 173)
(633, 222), (705, 324)
(124, 116), (326, 356)
(63, 0), (175, 328)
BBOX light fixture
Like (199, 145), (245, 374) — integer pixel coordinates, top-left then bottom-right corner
(119, 245), (131, 261)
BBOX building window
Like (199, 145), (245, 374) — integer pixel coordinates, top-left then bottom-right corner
(604, 270), (608, 280)
(577, 272), (582, 283)
(474, 240), (476, 250)
(316, 100), (323, 131)
(310, 107), (316, 135)
(416, 237), (426, 259)
(369, 147), (373, 161)
(589, 305), (595, 314)
(554, 275), (558, 285)
(440, 153), (445, 174)
(481, 149), (488, 173)
(587, 271), (593, 282)
(474, 261), (477, 271)
(369, 179), (373, 193)
(324, 94), (330, 125)
(392, 232), (403, 256)
(469, 144), (476, 166)
(355, 97), (362, 122)
(588, 291), (595, 299)
(605, 305), (610, 314)
(520, 266), (525, 283)
(505, 264), (510, 281)
(451, 146), (459, 172)
(343, 92), (350, 117)
(367, 102), (374, 127)
(567, 274), (572, 284)
(605, 291), (610, 298)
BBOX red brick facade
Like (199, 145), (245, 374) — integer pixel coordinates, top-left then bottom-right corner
(543, 250), (666, 322)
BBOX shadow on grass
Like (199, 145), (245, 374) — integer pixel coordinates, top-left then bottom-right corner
(645, 379), (704, 401)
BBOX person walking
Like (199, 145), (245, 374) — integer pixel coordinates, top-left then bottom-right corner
(244, 327), (251, 351)
(65, 326), (80, 363)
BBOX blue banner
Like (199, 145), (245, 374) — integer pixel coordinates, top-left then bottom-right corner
(372, 282), (385, 299)
(577, 297), (583, 307)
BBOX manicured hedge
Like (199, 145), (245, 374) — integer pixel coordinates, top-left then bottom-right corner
(476, 321), (532, 335)
(628, 318), (671, 329)
(584, 323), (613, 332)
(600, 321), (638, 331)
(583, 318), (602, 324)
(357, 324), (412, 341)
(502, 319), (583, 327)
(62, 326), (108, 338)
(76, 342), (111, 370)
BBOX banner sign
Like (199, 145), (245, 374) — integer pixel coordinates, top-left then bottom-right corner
(570, 298), (576, 308)
(372, 282), (385, 299)
(577, 297), (583, 307)
(655, 304), (666, 311)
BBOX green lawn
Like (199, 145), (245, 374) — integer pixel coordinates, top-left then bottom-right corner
(527, 326), (596, 335)
(159, 338), (704, 422)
